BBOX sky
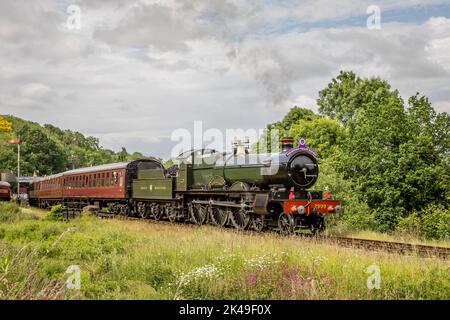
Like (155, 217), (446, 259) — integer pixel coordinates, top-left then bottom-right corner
(0, 0), (449, 159)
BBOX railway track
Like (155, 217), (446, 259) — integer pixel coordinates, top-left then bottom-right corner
(325, 236), (450, 259)
(90, 211), (450, 259)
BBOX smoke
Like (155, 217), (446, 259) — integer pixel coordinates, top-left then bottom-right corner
(90, 0), (296, 109)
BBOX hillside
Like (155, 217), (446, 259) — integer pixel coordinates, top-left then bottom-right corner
(0, 115), (149, 176)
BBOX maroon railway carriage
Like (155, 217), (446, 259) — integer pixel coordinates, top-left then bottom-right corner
(28, 159), (162, 209)
(0, 181), (12, 201)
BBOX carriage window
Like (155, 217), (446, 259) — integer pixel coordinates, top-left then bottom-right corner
(106, 173), (110, 187)
(119, 175), (123, 187)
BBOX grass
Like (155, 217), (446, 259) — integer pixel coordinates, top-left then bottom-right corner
(0, 203), (449, 300)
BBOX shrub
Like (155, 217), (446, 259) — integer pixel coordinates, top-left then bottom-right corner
(0, 202), (30, 223)
(45, 205), (65, 221)
(316, 158), (377, 233)
(397, 204), (450, 240)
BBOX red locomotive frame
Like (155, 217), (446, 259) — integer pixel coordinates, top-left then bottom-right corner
(284, 199), (341, 216)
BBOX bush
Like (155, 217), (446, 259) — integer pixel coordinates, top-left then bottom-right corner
(0, 202), (30, 223)
(45, 205), (65, 221)
(397, 204), (450, 240)
(316, 158), (377, 233)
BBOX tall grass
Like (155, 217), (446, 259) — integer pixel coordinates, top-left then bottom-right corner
(0, 204), (449, 300)
(0, 244), (68, 299)
(0, 202), (33, 223)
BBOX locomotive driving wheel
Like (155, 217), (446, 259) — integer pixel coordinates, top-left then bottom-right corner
(251, 215), (267, 232)
(209, 206), (228, 227)
(137, 202), (147, 219)
(190, 203), (208, 225)
(278, 213), (295, 235)
(119, 204), (130, 217)
(151, 204), (163, 221)
(230, 208), (251, 231)
(165, 204), (177, 223)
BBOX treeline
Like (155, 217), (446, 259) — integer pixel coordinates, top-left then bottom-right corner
(0, 115), (150, 176)
(257, 71), (449, 238)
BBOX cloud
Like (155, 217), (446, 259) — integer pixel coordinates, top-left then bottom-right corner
(94, 4), (199, 52)
(0, 0), (449, 159)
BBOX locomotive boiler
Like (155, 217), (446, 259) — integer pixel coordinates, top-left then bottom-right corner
(176, 137), (318, 191)
(217, 137), (318, 189)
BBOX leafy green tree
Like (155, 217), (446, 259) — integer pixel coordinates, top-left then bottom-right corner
(254, 106), (316, 153)
(117, 147), (128, 162)
(317, 71), (362, 126)
(317, 71), (449, 231)
(14, 124), (67, 175)
(274, 106), (315, 132)
(288, 116), (347, 159)
(0, 115), (145, 174)
(129, 152), (146, 160)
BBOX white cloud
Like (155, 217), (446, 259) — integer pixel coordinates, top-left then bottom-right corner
(0, 0), (449, 158)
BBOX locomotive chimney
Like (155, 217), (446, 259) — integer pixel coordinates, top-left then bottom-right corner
(280, 137), (294, 152)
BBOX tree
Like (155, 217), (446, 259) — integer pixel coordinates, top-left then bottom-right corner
(275, 106), (315, 132)
(0, 116), (12, 134)
(317, 71), (449, 231)
(117, 147), (128, 162)
(0, 116), (138, 174)
(8, 124), (67, 175)
(253, 107), (316, 153)
(129, 152), (146, 160)
(288, 116), (347, 159)
(317, 71), (361, 125)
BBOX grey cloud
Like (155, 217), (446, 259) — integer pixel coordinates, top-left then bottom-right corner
(93, 4), (202, 52)
(1, 0), (449, 159)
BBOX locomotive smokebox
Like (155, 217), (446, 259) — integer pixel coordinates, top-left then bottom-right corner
(281, 137), (295, 152)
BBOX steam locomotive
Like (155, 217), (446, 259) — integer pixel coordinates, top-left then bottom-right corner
(28, 138), (341, 234)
